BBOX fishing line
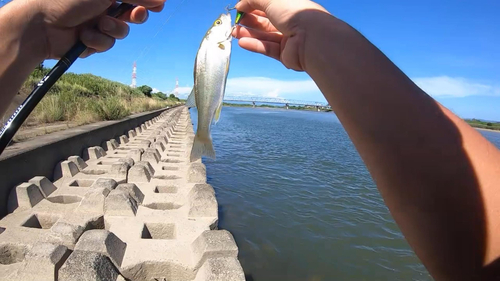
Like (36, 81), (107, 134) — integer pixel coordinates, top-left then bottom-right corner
(135, 0), (188, 63)
(131, 0), (188, 87)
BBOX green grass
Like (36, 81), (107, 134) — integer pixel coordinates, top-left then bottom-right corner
(19, 67), (182, 126)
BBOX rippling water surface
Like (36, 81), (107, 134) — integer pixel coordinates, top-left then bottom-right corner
(190, 107), (500, 281)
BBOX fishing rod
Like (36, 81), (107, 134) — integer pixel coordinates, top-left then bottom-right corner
(0, 2), (135, 155)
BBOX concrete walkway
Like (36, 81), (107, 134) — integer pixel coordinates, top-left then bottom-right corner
(0, 106), (244, 280)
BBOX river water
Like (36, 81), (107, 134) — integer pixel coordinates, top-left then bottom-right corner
(190, 107), (500, 281)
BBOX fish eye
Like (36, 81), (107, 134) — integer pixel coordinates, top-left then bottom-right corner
(215, 20), (222, 26)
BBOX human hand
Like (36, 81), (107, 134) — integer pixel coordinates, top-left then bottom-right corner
(27, 0), (165, 59)
(232, 0), (329, 71)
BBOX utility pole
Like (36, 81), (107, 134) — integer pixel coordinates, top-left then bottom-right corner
(131, 61), (137, 88)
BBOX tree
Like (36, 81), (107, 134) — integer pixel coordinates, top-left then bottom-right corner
(487, 122), (493, 126)
(152, 92), (167, 100)
(168, 93), (180, 102)
(35, 62), (44, 71)
(137, 85), (153, 97)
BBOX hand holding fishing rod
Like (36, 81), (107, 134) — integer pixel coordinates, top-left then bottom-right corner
(0, 0), (166, 155)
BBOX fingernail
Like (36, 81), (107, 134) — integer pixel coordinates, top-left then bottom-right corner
(139, 11), (148, 23)
(101, 18), (116, 32)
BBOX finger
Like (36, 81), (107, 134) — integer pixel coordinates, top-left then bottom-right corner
(232, 25), (282, 43)
(149, 3), (165, 12)
(80, 29), (116, 53)
(98, 16), (130, 39)
(80, 48), (97, 59)
(250, 10), (267, 17)
(238, 9), (267, 17)
(239, 13), (278, 32)
(122, 0), (166, 9)
(238, 37), (281, 61)
(118, 6), (149, 23)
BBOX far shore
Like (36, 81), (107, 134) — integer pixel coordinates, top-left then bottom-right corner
(475, 127), (500, 133)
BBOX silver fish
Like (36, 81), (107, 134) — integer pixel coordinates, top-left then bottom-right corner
(187, 13), (232, 162)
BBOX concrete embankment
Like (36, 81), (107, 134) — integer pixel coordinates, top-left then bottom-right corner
(0, 106), (245, 280)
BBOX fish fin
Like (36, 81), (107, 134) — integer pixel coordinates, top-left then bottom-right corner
(190, 134), (216, 162)
(214, 102), (223, 124)
(186, 88), (196, 108)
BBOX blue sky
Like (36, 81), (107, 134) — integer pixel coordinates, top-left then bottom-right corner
(2, 0), (499, 120)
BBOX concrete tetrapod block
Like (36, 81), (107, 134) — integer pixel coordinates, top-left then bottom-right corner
(105, 190), (138, 217)
(128, 130), (136, 139)
(135, 127), (142, 135)
(154, 141), (166, 152)
(191, 230), (239, 264)
(137, 161), (155, 176)
(140, 140), (151, 149)
(29, 176), (57, 197)
(194, 257), (245, 281)
(127, 149), (143, 163)
(102, 140), (116, 152)
(75, 230), (127, 269)
(50, 221), (87, 247)
(143, 148), (161, 164)
(110, 139), (120, 149)
(116, 184), (144, 205)
(119, 135), (129, 145)
(59, 251), (119, 281)
(68, 156), (88, 170)
(8, 183), (44, 213)
(111, 162), (130, 177)
(188, 163), (207, 184)
(20, 243), (71, 281)
(83, 146), (104, 160)
(117, 157), (135, 167)
(142, 148), (161, 164)
(54, 161), (79, 179)
(90, 178), (118, 192)
(77, 187), (110, 213)
(157, 136), (168, 147)
(128, 164), (152, 183)
(188, 184), (218, 218)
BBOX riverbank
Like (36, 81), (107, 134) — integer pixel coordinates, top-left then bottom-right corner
(3, 67), (183, 143)
(465, 119), (500, 132)
(475, 127), (500, 133)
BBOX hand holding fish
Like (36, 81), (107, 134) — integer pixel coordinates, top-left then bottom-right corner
(232, 0), (329, 71)
(19, 0), (166, 60)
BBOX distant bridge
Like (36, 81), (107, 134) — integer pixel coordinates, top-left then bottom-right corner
(223, 96), (329, 107)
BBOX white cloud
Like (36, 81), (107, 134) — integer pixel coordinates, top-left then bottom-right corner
(412, 76), (500, 98)
(173, 77), (323, 101)
(152, 88), (160, 94)
(225, 77), (319, 98)
(176, 87), (192, 96)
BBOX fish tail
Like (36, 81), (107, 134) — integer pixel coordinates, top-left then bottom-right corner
(190, 133), (216, 162)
